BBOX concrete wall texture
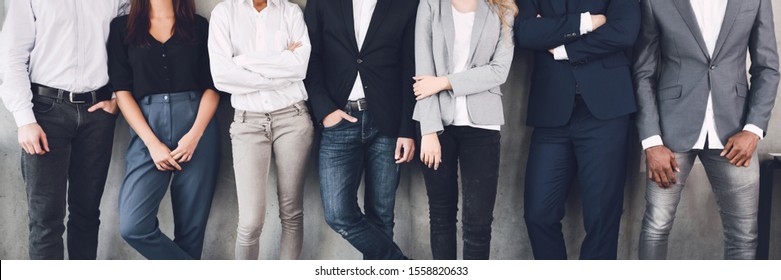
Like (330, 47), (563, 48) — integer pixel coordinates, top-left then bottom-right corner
(0, 0), (779, 260)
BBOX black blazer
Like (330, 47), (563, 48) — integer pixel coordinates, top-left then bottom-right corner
(304, 0), (418, 138)
(514, 0), (640, 127)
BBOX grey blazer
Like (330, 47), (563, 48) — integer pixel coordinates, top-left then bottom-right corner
(634, 0), (779, 152)
(412, 0), (515, 135)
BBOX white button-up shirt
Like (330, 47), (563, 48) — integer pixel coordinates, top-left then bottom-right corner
(208, 0), (311, 113)
(347, 0), (377, 101)
(0, 0), (130, 127)
(641, 0), (764, 150)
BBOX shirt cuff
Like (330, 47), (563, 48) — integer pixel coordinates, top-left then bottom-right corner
(580, 12), (593, 35)
(552, 45), (569, 60)
(743, 124), (764, 140)
(641, 135), (664, 150)
(13, 108), (36, 127)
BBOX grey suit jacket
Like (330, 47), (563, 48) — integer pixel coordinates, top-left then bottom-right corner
(634, 0), (780, 152)
(412, 0), (515, 135)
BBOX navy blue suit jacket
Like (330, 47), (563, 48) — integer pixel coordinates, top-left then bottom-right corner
(515, 0), (640, 127)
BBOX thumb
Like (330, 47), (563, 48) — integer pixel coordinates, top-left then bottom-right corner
(341, 111), (358, 123)
(40, 132), (50, 152)
(87, 102), (103, 113)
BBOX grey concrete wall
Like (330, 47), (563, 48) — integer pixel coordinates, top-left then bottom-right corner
(0, 0), (779, 260)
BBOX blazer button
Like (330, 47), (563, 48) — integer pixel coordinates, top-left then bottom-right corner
(357, 59), (363, 64)
(710, 64), (718, 70)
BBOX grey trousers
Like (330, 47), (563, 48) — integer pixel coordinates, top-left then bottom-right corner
(230, 101), (314, 260)
(639, 149), (759, 260)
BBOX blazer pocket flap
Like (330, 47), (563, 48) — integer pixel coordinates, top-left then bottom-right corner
(658, 85), (682, 100)
(488, 86), (503, 96)
(736, 82), (749, 98)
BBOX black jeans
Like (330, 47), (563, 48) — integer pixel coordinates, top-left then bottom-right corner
(21, 94), (117, 259)
(419, 126), (501, 260)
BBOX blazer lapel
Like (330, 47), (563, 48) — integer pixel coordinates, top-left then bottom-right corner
(360, 0), (391, 53)
(674, 0), (711, 60)
(340, 0), (359, 54)
(467, 1), (489, 64)
(712, 0), (744, 61)
(442, 0), (455, 71)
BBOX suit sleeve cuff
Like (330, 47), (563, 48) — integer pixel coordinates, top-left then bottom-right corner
(552, 45), (569, 60)
(580, 12), (593, 35)
(743, 124), (764, 140)
(641, 135), (664, 150)
(13, 108), (36, 127)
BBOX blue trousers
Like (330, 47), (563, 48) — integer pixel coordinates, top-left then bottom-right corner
(524, 97), (629, 260)
(318, 108), (407, 260)
(119, 92), (218, 260)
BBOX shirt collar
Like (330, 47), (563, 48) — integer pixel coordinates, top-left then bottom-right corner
(243, 0), (279, 9)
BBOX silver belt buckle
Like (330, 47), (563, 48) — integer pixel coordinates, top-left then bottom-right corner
(69, 92), (86, 104)
(356, 99), (366, 111)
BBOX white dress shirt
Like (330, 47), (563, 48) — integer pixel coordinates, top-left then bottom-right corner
(347, 0), (377, 101)
(451, 6), (500, 131)
(208, 0), (310, 113)
(0, 0), (130, 127)
(209, 0), (311, 113)
(641, 0), (764, 150)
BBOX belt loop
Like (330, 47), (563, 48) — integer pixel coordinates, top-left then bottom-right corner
(294, 102), (303, 115)
(145, 96), (151, 105)
(91, 92), (97, 104)
(56, 89), (64, 103)
(241, 110), (246, 123)
(189, 91), (196, 100)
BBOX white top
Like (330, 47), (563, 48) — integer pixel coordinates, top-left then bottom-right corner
(450, 6), (500, 131)
(640, 0), (763, 150)
(551, 12), (594, 60)
(0, 0), (130, 127)
(347, 0), (378, 101)
(208, 0), (311, 113)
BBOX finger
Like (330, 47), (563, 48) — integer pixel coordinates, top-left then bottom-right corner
(735, 157), (747, 168)
(664, 166), (676, 185)
(403, 145), (415, 163)
(670, 156), (680, 173)
(167, 157), (182, 171)
(659, 169), (671, 188)
(158, 161), (172, 171)
(87, 101), (104, 113)
(731, 154), (745, 166)
(172, 151), (184, 161)
(721, 139), (734, 157)
(433, 155), (441, 170)
(32, 140), (44, 155)
(185, 154), (193, 163)
(651, 169), (663, 188)
(21, 142), (34, 154)
(647, 167), (655, 180)
(340, 111), (358, 123)
(394, 142), (403, 163)
(155, 163), (164, 171)
(725, 147), (740, 161)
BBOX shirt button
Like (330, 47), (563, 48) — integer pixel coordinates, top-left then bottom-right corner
(356, 59), (363, 64)
(364, 86), (368, 89)
(163, 66), (168, 69)
(162, 53), (167, 58)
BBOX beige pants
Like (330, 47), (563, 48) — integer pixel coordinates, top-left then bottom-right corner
(229, 102), (314, 260)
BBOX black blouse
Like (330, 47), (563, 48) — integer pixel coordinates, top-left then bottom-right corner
(108, 15), (214, 100)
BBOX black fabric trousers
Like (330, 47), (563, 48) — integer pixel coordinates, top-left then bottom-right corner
(420, 125), (501, 260)
(21, 94), (116, 259)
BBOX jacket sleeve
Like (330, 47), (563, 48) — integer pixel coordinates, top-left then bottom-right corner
(633, 0), (663, 141)
(563, 0), (641, 65)
(447, 13), (516, 97)
(303, 0), (339, 124)
(514, 0), (583, 51)
(397, 2), (418, 139)
(744, 0), (780, 134)
(412, 0), (444, 136)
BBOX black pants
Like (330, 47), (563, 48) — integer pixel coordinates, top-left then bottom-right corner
(420, 126), (501, 260)
(524, 97), (629, 260)
(21, 94), (116, 259)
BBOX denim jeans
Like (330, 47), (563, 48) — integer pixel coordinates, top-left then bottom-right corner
(21, 94), (117, 260)
(420, 126), (501, 260)
(118, 92), (219, 260)
(639, 149), (759, 260)
(318, 107), (407, 260)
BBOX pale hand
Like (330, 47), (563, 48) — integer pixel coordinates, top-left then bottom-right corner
(591, 14), (607, 30)
(420, 133), (442, 170)
(18, 123), (49, 155)
(87, 99), (119, 115)
(413, 76), (449, 100)
(171, 130), (202, 163)
(322, 109), (358, 128)
(395, 137), (415, 164)
(148, 141), (182, 171)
